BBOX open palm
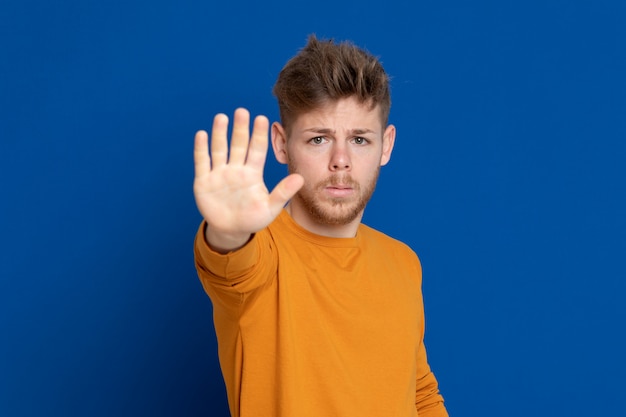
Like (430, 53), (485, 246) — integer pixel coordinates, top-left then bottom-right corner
(193, 108), (303, 251)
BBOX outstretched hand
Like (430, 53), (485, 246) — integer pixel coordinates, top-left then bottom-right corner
(194, 108), (304, 253)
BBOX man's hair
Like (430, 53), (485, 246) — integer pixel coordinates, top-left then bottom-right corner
(273, 34), (391, 133)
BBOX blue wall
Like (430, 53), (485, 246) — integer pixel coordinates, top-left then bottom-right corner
(1, 1), (624, 416)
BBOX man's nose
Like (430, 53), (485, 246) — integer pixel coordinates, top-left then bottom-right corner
(329, 142), (351, 171)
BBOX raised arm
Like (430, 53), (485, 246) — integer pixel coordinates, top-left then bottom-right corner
(193, 108), (304, 253)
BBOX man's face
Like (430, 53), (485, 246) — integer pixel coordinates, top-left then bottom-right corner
(272, 96), (395, 227)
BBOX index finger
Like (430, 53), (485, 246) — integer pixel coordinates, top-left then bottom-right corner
(245, 115), (270, 170)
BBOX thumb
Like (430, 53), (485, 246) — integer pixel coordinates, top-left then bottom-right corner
(268, 173), (304, 214)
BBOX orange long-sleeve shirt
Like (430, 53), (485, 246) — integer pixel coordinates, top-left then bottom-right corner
(194, 210), (448, 417)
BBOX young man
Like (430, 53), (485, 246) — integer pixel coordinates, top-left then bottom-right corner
(193, 35), (448, 417)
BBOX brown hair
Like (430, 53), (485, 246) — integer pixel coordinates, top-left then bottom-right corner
(273, 34), (391, 133)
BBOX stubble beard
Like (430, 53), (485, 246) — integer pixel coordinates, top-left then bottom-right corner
(288, 161), (380, 226)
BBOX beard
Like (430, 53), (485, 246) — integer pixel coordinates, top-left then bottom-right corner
(288, 158), (380, 226)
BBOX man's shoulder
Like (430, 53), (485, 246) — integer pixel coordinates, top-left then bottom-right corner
(358, 223), (416, 255)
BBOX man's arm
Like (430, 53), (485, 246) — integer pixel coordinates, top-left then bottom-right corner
(415, 341), (448, 417)
(193, 108), (303, 253)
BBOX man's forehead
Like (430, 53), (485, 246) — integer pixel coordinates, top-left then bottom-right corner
(293, 99), (383, 132)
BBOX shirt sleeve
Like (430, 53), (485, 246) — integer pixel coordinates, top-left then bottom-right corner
(411, 248), (448, 416)
(414, 338), (448, 416)
(193, 221), (278, 306)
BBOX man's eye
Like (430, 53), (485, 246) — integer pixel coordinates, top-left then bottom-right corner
(353, 137), (367, 145)
(310, 137), (325, 145)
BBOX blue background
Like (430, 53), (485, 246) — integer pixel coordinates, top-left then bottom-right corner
(1, 0), (624, 416)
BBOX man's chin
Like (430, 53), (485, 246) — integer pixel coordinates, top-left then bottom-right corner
(311, 202), (363, 226)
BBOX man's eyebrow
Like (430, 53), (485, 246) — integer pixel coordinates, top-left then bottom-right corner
(351, 128), (376, 135)
(303, 128), (376, 135)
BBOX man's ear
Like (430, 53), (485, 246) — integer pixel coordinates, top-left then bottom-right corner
(380, 124), (396, 166)
(271, 122), (289, 164)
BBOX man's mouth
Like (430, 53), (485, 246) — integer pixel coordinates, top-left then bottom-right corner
(324, 185), (355, 198)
